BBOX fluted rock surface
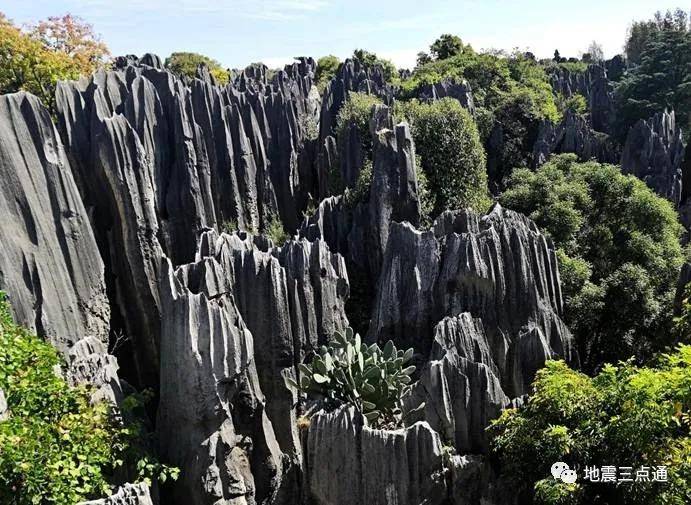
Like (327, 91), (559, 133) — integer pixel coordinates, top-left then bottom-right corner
(158, 257), (283, 505)
(55, 55), (323, 385)
(158, 230), (348, 503)
(0, 92), (118, 399)
(416, 78), (475, 114)
(302, 109), (421, 280)
(404, 314), (512, 453)
(370, 205), (576, 397)
(548, 64), (614, 134)
(305, 406), (447, 505)
(621, 110), (686, 204)
(533, 110), (619, 166)
(79, 483), (154, 505)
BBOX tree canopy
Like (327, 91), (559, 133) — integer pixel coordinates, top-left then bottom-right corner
(429, 34), (465, 60)
(398, 97), (491, 214)
(0, 12), (108, 111)
(616, 26), (691, 139)
(490, 344), (691, 505)
(500, 154), (684, 370)
(164, 51), (229, 85)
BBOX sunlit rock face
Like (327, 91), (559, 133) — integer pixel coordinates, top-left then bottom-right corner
(0, 92), (119, 401)
(54, 56), (323, 387)
(78, 483), (154, 505)
(157, 229), (349, 504)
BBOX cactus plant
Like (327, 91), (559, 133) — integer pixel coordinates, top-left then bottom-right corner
(285, 327), (424, 427)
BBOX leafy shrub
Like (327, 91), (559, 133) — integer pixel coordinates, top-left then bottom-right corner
(286, 327), (422, 427)
(335, 91), (382, 149)
(558, 93), (588, 115)
(489, 345), (691, 505)
(398, 97), (491, 214)
(315, 55), (340, 90)
(164, 51), (229, 85)
(500, 154), (683, 369)
(332, 91), (382, 195)
(265, 212), (289, 245)
(0, 293), (176, 503)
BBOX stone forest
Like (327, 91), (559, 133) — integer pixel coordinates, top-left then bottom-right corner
(0, 5), (689, 505)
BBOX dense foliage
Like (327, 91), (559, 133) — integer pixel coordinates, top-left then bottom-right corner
(352, 49), (397, 83)
(500, 155), (683, 370)
(0, 293), (177, 504)
(616, 24), (691, 139)
(489, 345), (691, 505)
(164, 51), (229, 85)
(0, 12), (108, 111)
(286, 327), (422, 427)
(399, 97), (491, 214)
(625, 8), (690, 66)
(315, 54), (340, 90)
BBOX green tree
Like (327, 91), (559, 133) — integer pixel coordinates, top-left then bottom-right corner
(352, 49), (397, 82)
(489, 345), (691, 505)
(0, 12), (107, 111)
(625, 8), (689, 65)
(616, 27), (691, 138)
(164, 51), (229, 85)
(429, 34), (465, 60)
(399, 97), (491, 214)
(30, 14), (109, 76)
(315, 54), (340, 89)
(500, 155), (683, 369)
(0, 293), (177, 504)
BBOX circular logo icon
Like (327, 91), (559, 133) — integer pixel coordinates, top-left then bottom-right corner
(561, 469), (578, 484)
(551, 461), (570, 479)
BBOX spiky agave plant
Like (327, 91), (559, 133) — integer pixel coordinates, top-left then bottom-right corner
(285, 327), (424, 426)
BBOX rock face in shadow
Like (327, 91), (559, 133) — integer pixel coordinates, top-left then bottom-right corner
(0, 92), (119, 400)
(157, 229), (349, 504)
(621, 110), (686, 204)
(79, 483), (154, 505)
(369, 205), (576, 451)
(319, 58), (393, 141)
(55, 56), (322, 386)
(301, 106), (421, 280)
(416, 78), (475, 114)
(533, 110), (619, 166)
(305, 406), (447, 505)
(548, 64), (615, 134)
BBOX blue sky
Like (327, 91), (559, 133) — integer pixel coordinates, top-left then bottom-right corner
(2, 1), (684, 69)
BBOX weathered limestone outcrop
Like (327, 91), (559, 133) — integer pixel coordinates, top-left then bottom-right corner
(359, 205), (574, 504)
(404, 314), (512, 453)
(55, 55), (323, 385)
(158, 230), (349, 503)
(305, 406), (447, 505)
(302, 107), (421, 280)
(370, 205), (576, 396)
(621, 110), (686, 204)
(0, 92), (119, 399)
(79, 483), (154, 505)
(416, 78), (475, 114)
(549, 64), (615, 134)
(533, 110), (619, 166)
(158, 256), (283, 505)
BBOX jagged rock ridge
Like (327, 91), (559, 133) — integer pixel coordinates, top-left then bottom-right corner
(0, 92), (120, 401)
